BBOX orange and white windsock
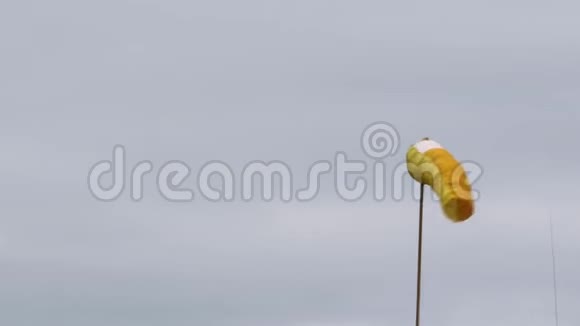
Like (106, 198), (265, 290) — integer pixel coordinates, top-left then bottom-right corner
(406, 138), (475, 222)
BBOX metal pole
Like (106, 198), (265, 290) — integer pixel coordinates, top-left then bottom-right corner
(549, 213), (560, 326)
(415, 183), (425, 326)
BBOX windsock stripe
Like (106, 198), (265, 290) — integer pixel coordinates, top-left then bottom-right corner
(414, 140), (443, 153)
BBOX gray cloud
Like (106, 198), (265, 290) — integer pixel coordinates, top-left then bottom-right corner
(0, 0), (579, 325)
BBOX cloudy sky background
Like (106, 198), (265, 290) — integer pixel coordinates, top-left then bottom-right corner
(1, 1), (579, 325)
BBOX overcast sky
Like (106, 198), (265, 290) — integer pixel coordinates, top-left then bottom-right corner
(1, 1), (579, 325)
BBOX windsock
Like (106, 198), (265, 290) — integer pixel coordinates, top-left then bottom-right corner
(406, 138), (475, 222)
